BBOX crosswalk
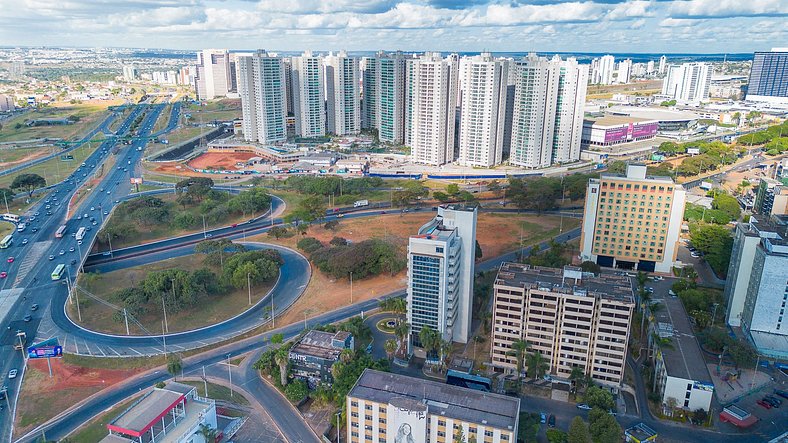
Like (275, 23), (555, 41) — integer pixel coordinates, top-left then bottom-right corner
(12, 240), (51, 287)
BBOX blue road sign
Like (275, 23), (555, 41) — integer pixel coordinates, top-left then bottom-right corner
(27, 345), (63, 359)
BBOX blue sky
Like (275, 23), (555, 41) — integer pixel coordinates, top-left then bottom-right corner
(0, 0), (785, 53)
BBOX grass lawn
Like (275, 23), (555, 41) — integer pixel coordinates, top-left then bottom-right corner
(0, 102), (116, 142)
(0, 145), (53, 168)
(0, 221), (14, 237)
(180, 380), (251, 406)
(63, 353), (167, 370)
(0, 137), (103, 188)
(71, 253), (276, 335)
(108, 106), (133, 133)
(184, 99), (241, 122)
(152, 104), (172, 133)
(165, 126), (209, 145)
(140, 168), (184, 183)
(66, 397), (139, 443)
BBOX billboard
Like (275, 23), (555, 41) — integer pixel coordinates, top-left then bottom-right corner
(27, 345), (63, 359)
(130, 177), (143, 184)
(387, 397), (428, 443)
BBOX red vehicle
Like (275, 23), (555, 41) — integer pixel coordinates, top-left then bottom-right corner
(0, 271), (7, 278)
(756, 400), (772, 409)
(6, 257), (13, 263)
(231, 223), (238, 228)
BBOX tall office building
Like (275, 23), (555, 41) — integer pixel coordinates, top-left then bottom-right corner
(490, 264), (634, 387)
(0, 95), (14, 112)
(658, 55), (667, 75)
(508, 54), (588, 168)
(376, 51), (408, 144)
(347, 369), (519, 443)
(407, 205), (477, 352)
(325, 50), (360, 136)
(406, 53), (459, 166)
(593, 54), (615, 85)
(647, 60), (655, 75)
(457, 53), (508, 167)
(235, 50), (287, 144)
(746, 48), (788, 105)
(579, 164), (686, 273)
(194, 49), (233, 100)
(122, 65), (137, 81)
(661, 63), (712, 104)
(290, 51), (326, 138)
(361, 56), (378, 130)
(616, 59), (632, 84)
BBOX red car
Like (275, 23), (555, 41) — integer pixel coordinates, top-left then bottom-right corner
(231, 223), (238, 228)
(6, 257), (13, 263)
(757, 400), (772, 409)
(0, 271), (7, 278)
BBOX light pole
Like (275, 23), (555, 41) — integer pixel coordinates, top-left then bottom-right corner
(271, 290), (275, 328)
(107, 233), (113, 257)
(247, 272), (252, 306)
(202, 214), (207, 238)
(226, 353), (234, 397)
(350, 272), (353, 304)
(3, 192), (9, 213)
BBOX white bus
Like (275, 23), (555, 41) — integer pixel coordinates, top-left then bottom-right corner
(51, 264), (66, 281)
(75, 227), (86, 241)
(55, 225), (67, 238)
(1, 213), (20, 223)
(0, 234), (12, 249)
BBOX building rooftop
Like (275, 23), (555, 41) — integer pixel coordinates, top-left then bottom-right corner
(585, 115), (654, 127)
(652, 296), (713, 383)
(107, 382), (196, 436)
(290, 330), (351, 360)
(606, 105), (700, 123)
(348, 369), (520, 431)
(494, 263), (635, 304)
(625, 423), (658, 442)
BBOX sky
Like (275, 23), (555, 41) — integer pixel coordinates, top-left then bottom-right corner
(0, 0), (785, 53)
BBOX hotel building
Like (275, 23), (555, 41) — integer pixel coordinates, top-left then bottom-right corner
(579, 163), (686, 273)
(490, 263), (634, 387)
(346, 369), (519, 443)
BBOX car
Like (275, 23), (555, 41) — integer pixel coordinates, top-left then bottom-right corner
(34, 212), (40, 216)
(46, 211), (52, 216)
(540, 412), (547, 424)
(85, 226), (91, 231)
(90, 206), (95, 211)
(84, 213), (89, 218)
(45, 205), (50, 210)
(231, 223), (238, 228)
(774, 389), (788, 400)
(0, 272), (6, 279)
(29, 216), (35, 221)
(757, 399), (772, 409)
(99, 188), (103, 192)
(765, 395), (782, 405)
(548, 414), (555, 428)
(70, 259), (77, 266)
(23, 315), (31, 322)
(59, 249), (65, 255)
(646, 287), (654, 293)
(31, 304), (38, 311)
(337, 213), (344, 218)
(31, 227), (38, 233)
(77, 240), (83, 245)
(763, 397), (780, 408)
(8, 369), (17, 379)
(91, 221), (97, 226)
(7, 257), (13, 263)
(21, 239), (28, 245)
(103, 211), (108, 215)
(576, 403), (592, 410)
(69, 247), (75, 252)
(77, 215), (82, 220)
(690, 252), (701, 258)
(205, 233), (213, 238)
(48, 255), (54, 260)
(381, 211), (386, 214)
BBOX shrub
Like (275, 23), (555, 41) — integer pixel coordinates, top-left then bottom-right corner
(297, 237), (323, 254)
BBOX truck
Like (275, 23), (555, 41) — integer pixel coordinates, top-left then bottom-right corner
(353, 200), (369, 208)
(699, 181), (713, 191)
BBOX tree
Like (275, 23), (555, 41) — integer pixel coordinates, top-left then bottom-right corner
(167, 354), (182, 381)
(271, 333), (284, 344)
(547, 429), (568, 443)
(579, 261), (600, 274)
(488, 180), (503, 197)
(693, 408), (708, 424)
(284, 379), (309, 402)
(506, 339), (529, 380)
(526, 351), (548, 381)
(393, 321), (410, 357)
(384, 339), (398, 360)
(453, 426), (466, 443)
(569, 367), (587, 394)
(198, 423), (218, 442)
(11, 173), (46, 198)
(689, 223), (733, 277)
(567, 416), (592, 443)
(588, 408), (622, 443)
(433, 191), (451, 203)
(0, 188), (14, 204)
(711, 192), (741, 220)
(446, 183), (461, 195)
(475, 240), (483, 260)
(419, 326), (441, 360)
(274, 347), (290, 386)
(583, 386), (614, 410)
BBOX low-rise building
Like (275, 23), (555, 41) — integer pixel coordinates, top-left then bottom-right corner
(625, 423), (658, 443)
(100, 382), (217, 443)
(490, 263), (635, 388)
(581, 115), (659, 149)
(289, 330), (353, 387)
(346, 369), (519, 443)
(649, 296), (714, 413)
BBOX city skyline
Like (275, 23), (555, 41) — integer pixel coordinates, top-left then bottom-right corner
(0, 0), (785, 52)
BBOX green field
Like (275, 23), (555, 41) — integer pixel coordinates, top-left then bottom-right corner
(0, 136), (103, 188)
(184, 99), (241, 122)
(0, 221), (14, 237)
(180, 380), (250, 406)
(0, 146), (52, 166)
(0, 102), (115, 142)
(152, 104), (172, 134)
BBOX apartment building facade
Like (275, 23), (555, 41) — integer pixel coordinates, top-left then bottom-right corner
(347, 369), (519, 443)
(376, 52), (408, 144)
(490, 263), (634, 387)
(407, 205), (477, 352)
(325, 50), (360, 136)
(579, 163), (686, 273)
(661, 62), (712, 104)
(235, 50), (288, 144)
(194, 49), (233, 100)
(290, 51), (326, 138)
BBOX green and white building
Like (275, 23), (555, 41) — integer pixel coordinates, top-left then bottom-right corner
(235, 50), (287, 144)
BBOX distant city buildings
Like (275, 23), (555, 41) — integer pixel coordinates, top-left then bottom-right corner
(347, 369), (520, 443)
(579, 163), (686, 273)
(407, 205), (477, 353)
(591, 54), (616, 85)
(746, 48), (788, 105)
(122, 65), (137, 81)
(288, 330), (353, 387)
(724, 214), (788, 359)
(490, 263), (635, 387)
(376, 51), (408, 144)
(235, 50), (287, 144)
(661, 62), (712, 104)
(616, 58), (632, 84)
(658, 55), (667, 75)
(194, 49), (234, 100)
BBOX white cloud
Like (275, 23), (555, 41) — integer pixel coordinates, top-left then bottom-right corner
(669, 0), (788, 18)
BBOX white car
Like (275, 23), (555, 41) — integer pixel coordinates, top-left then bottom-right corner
(576, 403), (592, 410)
(8, 369), (17, 379)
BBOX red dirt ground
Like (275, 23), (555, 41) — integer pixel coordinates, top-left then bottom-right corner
(188, 151), (257, 170)
(26, 358), (142, 389)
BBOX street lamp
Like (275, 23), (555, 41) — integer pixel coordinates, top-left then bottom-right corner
(247, 272), (252, 306)
(226, 353), (234, 398)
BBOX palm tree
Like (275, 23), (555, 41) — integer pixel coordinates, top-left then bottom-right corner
(419, 326), (440, 361)
(506, 339), (529, 380)
(384, 339), (398, 360)
(274, 347), (290, 386)
(198, 424), (218, 442)
(394, 321), (410, 357)
(439, 339), (453, 371)
(341, 316), (371, 349)
(167, 354), (182, 381)
(569, 366), (586, 394)
(525, 351), (548, 381)
(339, 348), (355, 364)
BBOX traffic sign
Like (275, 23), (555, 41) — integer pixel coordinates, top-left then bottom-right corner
(27, 345), (63, 359)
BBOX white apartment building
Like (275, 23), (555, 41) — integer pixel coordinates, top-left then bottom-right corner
(490, 264), (635, 387)
(376, 51), (408, 144)
(194, 49), (233, 100)
(508, 54), (587, 168)
(658, 55), (667, 75)
(0, 95), (14, 112)
(457, 53), (508, 167)
(579, 164), (686, 273)
(361, 56), (378, 130)
(406, 52), (459, 166)
(347, 369), (519, 443)
(291, 51), (326, 138)
(122, 65), (137, 82)
(593, 55), (616, 85)
(235, 50), (287, 144)
(661, 63), (712, 104)
(325, 50), (360, 136)
(407, 205), (477, 352)
(617, 59), (632, 84)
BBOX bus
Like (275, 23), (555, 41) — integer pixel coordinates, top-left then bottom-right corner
(445, 369), (492, 392)
(75, 227), (86, 241)
(1, 213), (20, 223)
(0, 234), (12, 249)
(51, 264), (66, 281)
(55, 225), (67, 238)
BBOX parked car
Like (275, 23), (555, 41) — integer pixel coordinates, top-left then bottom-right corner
(763, 397), (780, 408)
(23, 315), (31, 322)
(756, 399), (772, 409)
(765, 395), (782, 406)
(540, 412), (547, 424)
(0, 272), (6, 279)
(6, 257), (13, 263)
(576, 403), (592, 410)
(775, 390), (788, 400)
(548, 414), (555, 428)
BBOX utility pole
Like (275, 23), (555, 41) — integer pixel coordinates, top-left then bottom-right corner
(162, 320), (167, 356)
(3, 192), (9, 213)
(123, 308), (130, 335)
(271, 290), (275, 328)
(350, 272), (353, 304)
(227, 353), (233, 397)
(74, 285), (82, 322)
(270, 199), (274, 226)
(247, 272), (252, 305)
(107, 233), (113, 257)
(202, 214), (207, 238)
(162, 293), (169, 334)
(202, 366), (208, 397)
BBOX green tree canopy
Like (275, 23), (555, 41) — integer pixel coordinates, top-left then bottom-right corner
(11, 173), (46, 198)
